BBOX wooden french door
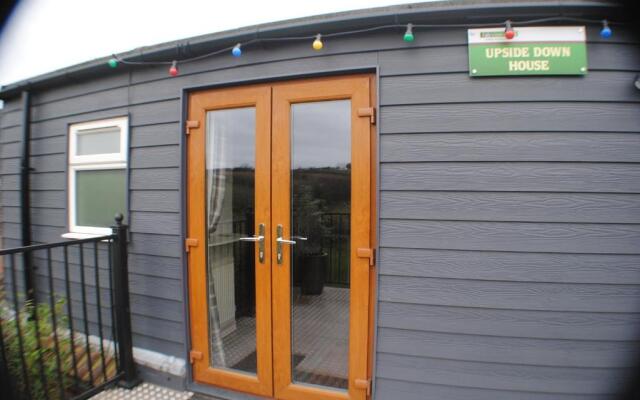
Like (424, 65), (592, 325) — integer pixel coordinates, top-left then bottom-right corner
(187, 75), (374, 400)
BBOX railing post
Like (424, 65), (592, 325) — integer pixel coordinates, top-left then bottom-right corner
(111, 213), (140, 388)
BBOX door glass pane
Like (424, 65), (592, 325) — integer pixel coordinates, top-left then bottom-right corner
(77, 127), (121, 155)
(75, 169), (126, 227)
(290, 100), (351, 390)
(205, 107), (258, 375)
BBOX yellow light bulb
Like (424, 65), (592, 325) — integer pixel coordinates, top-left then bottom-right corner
(312, 34), (323, 50)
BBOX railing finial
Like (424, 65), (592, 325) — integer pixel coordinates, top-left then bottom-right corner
(114, 213), (124, 226)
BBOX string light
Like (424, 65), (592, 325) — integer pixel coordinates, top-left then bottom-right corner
(312, 34), (323, 50)
(600, 20), (612, 38)
(403, 23), (414, 42)
(504, 20), (515, 39)
(232, 43), (242, 57)
(108, 16), (620, 70)
(169, 60), (179, 77)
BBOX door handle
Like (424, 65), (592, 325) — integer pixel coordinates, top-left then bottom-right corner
(276, 224), (300, 264)
(239, 223), (265, 263)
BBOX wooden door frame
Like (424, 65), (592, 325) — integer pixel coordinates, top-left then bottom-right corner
(271, 74), (374, 400)
(185, 74), (377, 400)
(186, 84), (273, 397)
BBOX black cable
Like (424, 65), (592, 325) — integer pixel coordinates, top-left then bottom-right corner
(111, 15), (621, 67)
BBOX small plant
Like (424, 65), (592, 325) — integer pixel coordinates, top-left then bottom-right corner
(1, 296), (73, 400)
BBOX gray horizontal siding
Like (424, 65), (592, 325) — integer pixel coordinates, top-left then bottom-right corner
(376, 352), (629, 394)
(374, 23), (640, 400)
(374, 379), (611, 400)
(379, 248), (640, 284)
(380, 132), (640, 162)
(379, 276), (640, 312)
(380, 191), (640, 223)
(380, 71), (640, 104)
(0, 18), (638, 400)
(380, 220), (640, 254)
(381, 102), (640, 133)
(381, 163), (640, 193)
(377, 327), (639, 368)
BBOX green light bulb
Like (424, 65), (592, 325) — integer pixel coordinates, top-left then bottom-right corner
(403, 32), (414, 42)
(108, 58), (118, 68)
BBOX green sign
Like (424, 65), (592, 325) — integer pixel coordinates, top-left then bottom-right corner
(468, 26), (587, 77)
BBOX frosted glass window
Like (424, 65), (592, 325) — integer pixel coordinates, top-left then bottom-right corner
(68, 117), (128, 234)
(77, 127), (121, 155)
(76, 169), (126, 227)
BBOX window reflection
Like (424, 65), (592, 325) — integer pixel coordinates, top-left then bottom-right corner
(291, 100), (351, 390)
(206, 107), (258, 375)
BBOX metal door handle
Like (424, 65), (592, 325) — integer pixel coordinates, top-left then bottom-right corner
(239, 236), (264, 242)
(277, 224), (299, 264)
(239, 223), (265, 263)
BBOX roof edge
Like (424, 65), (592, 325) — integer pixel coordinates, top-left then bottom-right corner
(0, 0), (623, 100)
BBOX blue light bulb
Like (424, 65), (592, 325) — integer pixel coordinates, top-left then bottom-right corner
(600, 21), (612, 39)
(232, 44), (242, 57)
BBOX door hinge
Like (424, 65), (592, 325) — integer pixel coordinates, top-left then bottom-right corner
(189, 350), (203, 364)
(185, 238), (199, 252)
(356, 247), (376, 266)
(355, 378), (371, 396)
(185, 120), (200, 135)
(357, 107), (376, 125)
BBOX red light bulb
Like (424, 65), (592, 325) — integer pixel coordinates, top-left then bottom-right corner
(504, 20), (515, 40)
(169, 61), (178, 77)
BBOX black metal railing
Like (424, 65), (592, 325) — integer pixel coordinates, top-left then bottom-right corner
(0, 215), (138, 400)
(321, 213), (350, 286)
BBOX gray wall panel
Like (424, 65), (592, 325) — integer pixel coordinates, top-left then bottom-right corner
(380, 219), (640, 254)
(380, 191), (640, 223)
(380, 132), (640, 162)
(379, 248), (640, 284)
(374, 379), (609, 400)
(1, 190), (65, 209)
(130, 145), (180, 169)
(376, 352), (628, 394)
(130, 168), (180, 190)
(129, 211), (181, 235)
(0, 126), (21, 143)
(381, 71), (640, 105)
(381, 162), (640, 193)
(381, 103), (640, 134)
(30, 86), (129, 122)
(377, 327), (638, 368)
(379, 275), (640, 312)
(130, 123), (180, 148)
(377, 302), (640, 341)
(130, 190), (180, 213)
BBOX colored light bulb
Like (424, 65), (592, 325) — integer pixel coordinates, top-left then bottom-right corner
(232, 44), (242, 57)
(600, 20), (612, 38)
(312, 34), (323, 50)
(504, 20), (515, 40)
(403, 23), (414, 42)
(108, 58), (118, 68)
(169, 61), (178, 77)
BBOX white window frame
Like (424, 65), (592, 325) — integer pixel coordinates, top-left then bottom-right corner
(66, 117), (128, 237)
